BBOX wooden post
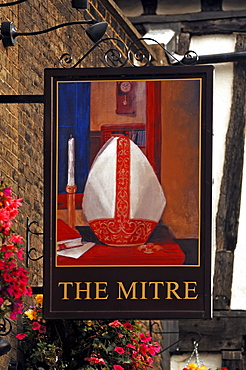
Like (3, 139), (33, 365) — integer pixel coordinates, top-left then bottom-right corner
(222, 350), (243, 370)
(214, 34), (246, 307)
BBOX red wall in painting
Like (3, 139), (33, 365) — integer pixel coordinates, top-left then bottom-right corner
(161, 79), (200, 239)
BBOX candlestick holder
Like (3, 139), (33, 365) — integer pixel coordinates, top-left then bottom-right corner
(66, 184), (77, 230)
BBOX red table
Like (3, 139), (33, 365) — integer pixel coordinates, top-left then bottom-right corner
(57, 242), (185, 266)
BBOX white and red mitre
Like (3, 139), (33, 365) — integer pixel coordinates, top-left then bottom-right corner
(82, 136), (166, 246)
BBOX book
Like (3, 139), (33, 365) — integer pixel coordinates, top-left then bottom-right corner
(57, 219), (83, 251)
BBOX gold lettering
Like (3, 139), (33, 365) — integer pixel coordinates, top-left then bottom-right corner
(75, 282), (92, 300)
(183, 281), (198, 299)
(140, 282), (148, 300)
(58, 282), (73, 300)
(94, 282), (109, 299)
(117, 282), (138, 299)
(166, 281), (182, 299)
(149, 282), (164, 299)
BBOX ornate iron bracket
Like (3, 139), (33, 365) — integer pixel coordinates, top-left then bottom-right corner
(149, 321), (201, 354)
(0, 317), (12, 336)
(26, 217), (44, 268)
(59, 36), (186, 68)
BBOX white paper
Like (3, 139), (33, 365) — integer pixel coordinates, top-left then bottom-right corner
(57, 237), (82, 249)
(57, 242), (95, 259)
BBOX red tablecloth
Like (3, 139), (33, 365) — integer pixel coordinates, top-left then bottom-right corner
(57, 242), (185, 266)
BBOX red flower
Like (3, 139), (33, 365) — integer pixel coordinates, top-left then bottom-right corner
(10, 312), (18, 319)
(123, 322), (133, 330)
(16, 333), (28, 340)
(84, 356), (105, 365)
(113, 365), (124, 370)
(114, 346), (125, 354)
(32, 321), (41, 331)
(109, 320), (123, 327)
(139, 333), (152, 342)
(8, 234), (23, 244)
(126, 343), (136, 350)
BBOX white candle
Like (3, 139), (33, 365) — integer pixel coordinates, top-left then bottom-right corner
(67, 136), (75, 186)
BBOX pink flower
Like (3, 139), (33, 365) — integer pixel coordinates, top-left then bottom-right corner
(153, 342), (161, 353)
(126, 343), (136, 350)
(0, 209), (10, 221)
(8, 234), (23, 244)
(139, 343), (148, 356)
(113, 365), (124, 370)
(84, 356), (105, 365)
(114, 346), (125, 354)
(3, 272), (13, 282)
(84, 357), (97, 365)
(4, 251), (14, 259)
(139, 333), (152, 342)
(7, 286), (15, 296)
(0, 182), (31, 320)
(16, 333), (28, 340)
(123, 322), (133, 330)
(146, 356), (153, 366)
(32, 321), (41, 330)
(16, 247), (24, 260)
(147, 345), (157, 356)
(3, 187), (12, 197)
(109, 320), (123, 327)
(9, 312), (17, 319)
(12, 301), (23, 315)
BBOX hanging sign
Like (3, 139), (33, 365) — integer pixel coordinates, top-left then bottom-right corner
(43, 66), (213, 319)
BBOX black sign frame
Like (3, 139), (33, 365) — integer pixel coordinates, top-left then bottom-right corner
(43, 65), (213, 319)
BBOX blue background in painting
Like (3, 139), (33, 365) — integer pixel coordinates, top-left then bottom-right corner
(58, 82), (90, 194)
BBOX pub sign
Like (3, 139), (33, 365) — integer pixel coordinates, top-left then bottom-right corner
(43, 66), (213, 319)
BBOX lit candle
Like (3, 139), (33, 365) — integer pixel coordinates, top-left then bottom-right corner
(67, 136), (75, 186)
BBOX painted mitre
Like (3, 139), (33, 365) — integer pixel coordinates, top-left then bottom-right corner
(82, 136), (166, 246)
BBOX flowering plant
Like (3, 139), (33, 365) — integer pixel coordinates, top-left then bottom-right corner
(182, 364), (229, 370)
(0, 181), (32, 319)
(17, 294), (161, 370)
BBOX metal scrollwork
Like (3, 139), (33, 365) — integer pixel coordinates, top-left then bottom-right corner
(26, 217), (44, 268)
(128, 45), (151, 67)
(59, 36), (186, 69)
(104, 47), (126, 68)
(59, 53), (73, 68)
(183, 50), (199, 65)
(149, 321), (202, 355)
(0, 317), (12, 336)
(59, 37), (129, 68)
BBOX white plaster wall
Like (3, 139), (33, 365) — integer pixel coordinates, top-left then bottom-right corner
(190, 34), (246, 311)
(189, 35), (236, 274)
